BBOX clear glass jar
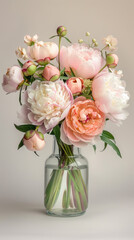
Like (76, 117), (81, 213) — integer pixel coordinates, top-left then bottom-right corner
(44, 137), (88, 217)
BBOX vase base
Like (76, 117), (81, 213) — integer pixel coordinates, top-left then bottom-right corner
(46, 208), (86, 217)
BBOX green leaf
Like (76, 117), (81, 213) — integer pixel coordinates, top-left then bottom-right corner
(52, 125), (60, 142)
(70, 68), (75, 77)
(17, 59), (23, 68)
(19, 86), (23, 105)
(49, 35), (58, 39)
(60, 76), (69, 80)
(64, 37), (72, 43)
(34, 151), (39, 157)
(17, 138), (24, 150)
(60, 67), (65, 76)
(36, 67), (45, 71)
(14, 124), (36, 132)
(93, 145), (96, 153)
(101, 142), (107, 152)
(102, 130), (116, 142)
(100, 135), (122, 158)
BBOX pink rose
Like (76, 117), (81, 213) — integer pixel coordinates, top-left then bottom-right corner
(60, 96), (105, 147)
(60, 43), (104, 78)
(2, 66), (24, 93)
(23, 130), (45, 151)
(42, 65), (60, 81)
(27, 41), (58, 61)
(67, 77), (84, 94)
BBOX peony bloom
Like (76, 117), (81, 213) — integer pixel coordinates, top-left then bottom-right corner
(102, 35), (118, 51)
(60, 96), (105, 147)
(22, 80), (73, 130)
(23, 130), (45, 151)
(24, 34), (38, 46)
(67, 77), (84, 94)
(27, 41), (58, 61)
(92, 72), (130, 125)
(2, 66), (24, 93)
(42, 65), (60, 81)
(15, 47), (28, 60)
(60, 43), (104, 79)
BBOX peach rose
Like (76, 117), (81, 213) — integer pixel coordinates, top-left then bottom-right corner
(60, 96), (106, 147)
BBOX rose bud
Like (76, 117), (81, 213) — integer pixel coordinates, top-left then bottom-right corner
(67, 77), (84, 94)
(42, 65), (60, 81)
(57, 26), (67, 37)
(23, 130), (45, 151)
(106, 53), (119, 68)
(36, 57), (50, 66)
(2, 66), (24, 93)
(22, 61), (37, 76)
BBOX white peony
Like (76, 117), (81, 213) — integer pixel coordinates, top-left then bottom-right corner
(92, 71), (130, 125)
(22, 80), (73, 130)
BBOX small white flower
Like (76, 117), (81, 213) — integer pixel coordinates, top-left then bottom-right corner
(15, 47), (28, 60)
(103, 35), (118, 51)
(24, 34), (38, 45)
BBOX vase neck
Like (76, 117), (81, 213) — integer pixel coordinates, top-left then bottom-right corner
(53, 137), (80, 156)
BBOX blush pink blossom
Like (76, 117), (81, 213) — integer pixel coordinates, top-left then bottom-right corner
(42, 65), (60, 81)
(60, 43), (104, 79)
(92, 72), (130, 125)
(27, 41), (58, 61)
(106, 53), (119, 68)
(60, 96), (105, 147)
(2, 66), (24, 93)
(23, 130), (45, 151)
(67, 77), (84, 94)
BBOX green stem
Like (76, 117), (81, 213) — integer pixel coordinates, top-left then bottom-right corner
(58, 36), (62, 70)
(98, 63), (107, 73)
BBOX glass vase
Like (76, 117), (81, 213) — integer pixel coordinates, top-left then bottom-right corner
(44, 137), (88, 217)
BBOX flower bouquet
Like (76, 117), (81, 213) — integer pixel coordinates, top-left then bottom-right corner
(2, 26), (129, 217)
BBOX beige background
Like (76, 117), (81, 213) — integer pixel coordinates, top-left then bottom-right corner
(0, 0), (134, 239)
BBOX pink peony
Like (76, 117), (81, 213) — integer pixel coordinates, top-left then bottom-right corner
(106, 53), (119, 68)
(60, 43), (104, 79)
(42, 65), (60, 81)
(67, 77), (84, 94)
(60, 96), (105, 147)
(27, 41), (58, 61)
(2, 66), (24, 93)
(23, 130), (45, 151)
(92, 72), (130, 125)
(21, 80), (73, 131)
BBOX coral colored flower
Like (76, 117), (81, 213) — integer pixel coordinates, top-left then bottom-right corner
(92, 72), (130, 125)
(42, 65), (60, 81)
(2, 66), (24, 93)
(27, 41), (58, 61)
(23, 130), (45, 151)
(67, 77), (84, 94)
(103, 35), (118, 51)
(15, 47), (28, 60)
(60, 43), (104, 79)
(60, 96), (105, 147)
(24, 34), (38, 46)
(22, 80), (73, 130)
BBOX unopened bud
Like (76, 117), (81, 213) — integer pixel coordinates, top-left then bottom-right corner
(92, 38), (96, 43)
(23, 130), (45, 151)
(106, 53), (119, 68)
(78, 39), (83, 43)
(85, 32), (90, 37)
(22, 61), (37, 76)
(36, 57), (50, 66)
(57, 26), (67, 37)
